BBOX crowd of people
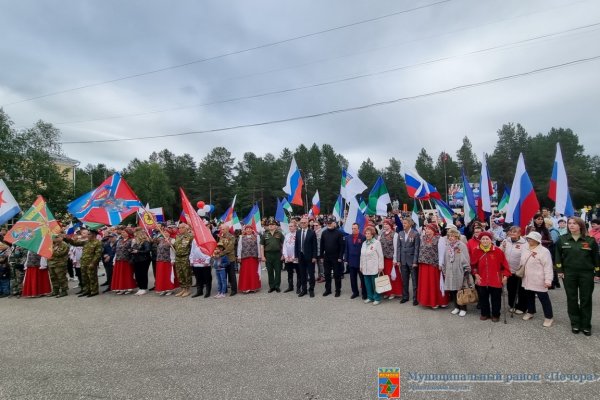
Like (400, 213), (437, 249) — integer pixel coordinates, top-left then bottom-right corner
(1, 206), (599, 336)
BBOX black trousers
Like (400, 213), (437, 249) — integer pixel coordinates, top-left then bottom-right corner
(323, 256), (342, 293)
(286, 262), (298, 290)
(67, 258), (74, 279)
(225, 262), (237, 294)
(506, 274), (527, 311)
(525, 290), (553, 318)
(75, 267), (82, 285)
(447, 290), (466, 310)
(478, 286), (502, 318)
(349, 267), (366, 298)
(400, 263), (418, 301)
(133, 260), (150, 290)
(193, 267), (212, 294)
(102, 261), (113, 288)
(298, 255), (315, 293)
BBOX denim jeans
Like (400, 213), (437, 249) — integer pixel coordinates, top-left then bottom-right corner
(216, 269), (227, 294)
(0, 278), (10, 295)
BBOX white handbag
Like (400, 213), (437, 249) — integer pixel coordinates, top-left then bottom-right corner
(375, 272), (392, 294)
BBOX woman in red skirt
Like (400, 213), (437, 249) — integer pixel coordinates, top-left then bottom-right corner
(237, 225), (261, 293)
(154, 234), (179, 295)
(111, 229), (136, 295)
(379, 219), (402, 300)
(22, 251), (52, 297)
(417, 223), (448, 308)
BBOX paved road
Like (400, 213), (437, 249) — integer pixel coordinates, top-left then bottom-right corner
(1, 270), (599, 400)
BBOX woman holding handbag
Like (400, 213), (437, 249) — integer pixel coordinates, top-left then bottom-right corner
(360, 226), (384, 305)
(417, 223), (448, 309)
(520, 231), (554, 327)
(379, 219), (402, 300)
(441, 229), (471, 317)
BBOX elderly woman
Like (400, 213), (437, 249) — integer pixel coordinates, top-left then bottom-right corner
(237, 225), (262, 293)
(360, 226), (384, 305)
(556, 217), (600, 336)
(154, 233), (178, 296)
(379, 219), (402, 300)
(501, 226), (528, 315)
(471, 232), (511, 322)
(520, 231), (554, 327)
(112, 229), (136, 295)
(441, 228), (470, 317)
(417, 223), (448, 309)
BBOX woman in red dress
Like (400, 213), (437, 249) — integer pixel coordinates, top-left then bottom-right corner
(237, 225), (262, 293)
(21, 251), (52, 297)
(111, 229), (137, 295)
(379, 219), (402, 300)
(416, 223), (448, 308)
(154, 234), (179, 295)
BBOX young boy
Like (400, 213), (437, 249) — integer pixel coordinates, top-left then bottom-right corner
(211, 245), (229, 298)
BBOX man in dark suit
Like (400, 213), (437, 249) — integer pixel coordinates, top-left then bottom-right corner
(320, 218), (345, 297)
(344, 223), (366, 299)
(395, 217), (420, 305)
(295, 216), (318, 297)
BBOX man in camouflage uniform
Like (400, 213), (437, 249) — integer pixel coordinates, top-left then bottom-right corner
(260, 218), (284, 293)
(64, 229), (103, 297)
(218, 223), (237, 296)
(48, 234), (70, 297)
(9, 245), (26, 297)
(174, 223), (194, 297)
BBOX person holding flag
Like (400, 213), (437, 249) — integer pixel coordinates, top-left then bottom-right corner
(64, 229), (103, 298)
(47, 234), (70, 297)
(173, 224), (194, 298)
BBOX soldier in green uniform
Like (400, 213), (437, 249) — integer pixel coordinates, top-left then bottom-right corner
(261, 218), (285, 293)
(64, 229), (103, 297)
(174, 223), (194, 297)
(556, 217), (600, 336)
(8, 245), (26, 297)
(48, 234), (71, 297)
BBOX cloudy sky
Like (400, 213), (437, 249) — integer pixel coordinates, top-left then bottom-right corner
(1, 0), (599, 172)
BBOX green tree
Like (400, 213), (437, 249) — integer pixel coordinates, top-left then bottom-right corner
(415, 148), (435, 183)
(488, 123), (529, 192)
(456, 136), (480, 179)
(197, 147), (234, 216)
(358, 158), (381, 194)
(433, 152), (460, 202)
(123, 160), (175, 217)
(383, 157), (408, 206)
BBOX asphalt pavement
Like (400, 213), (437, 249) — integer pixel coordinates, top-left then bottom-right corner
(1, 270), (599, 400)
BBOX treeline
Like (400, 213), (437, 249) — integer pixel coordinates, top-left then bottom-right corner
(1, 108), (599, 221)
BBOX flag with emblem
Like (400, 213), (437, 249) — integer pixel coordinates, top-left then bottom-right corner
(0, 179), (21, 226)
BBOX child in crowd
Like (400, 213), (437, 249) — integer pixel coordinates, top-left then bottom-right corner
(212, 245), (229, 298)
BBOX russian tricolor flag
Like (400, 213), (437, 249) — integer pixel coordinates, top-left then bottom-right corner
(310, 190), (320, 216)
(404, 169), (441, 200)
(505, 153), (540, 232)
(282, 157), (304, 206)
(477, 154), (494, 221)
(548, 143), (575, 217)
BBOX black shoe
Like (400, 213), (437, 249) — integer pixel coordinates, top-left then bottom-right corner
(87, 293), (98, 298)
(350, 294), (359, 299)
(57, 292), (68, 298)
(572, 328), (580, 334)
(400, 299), (408, 304)
(75, 290), (84, 295)
(413, 300), (419, 306)
(284, 288), (294, 293)
(275, 288), (281, 293)
(149, 287), (155, 291)
(102, 287), (112, 293)
(298, 291), (306, 297)
(204, 292), (211, 298)
(77, 293), (89, 297)
(296, 289), (301, 294)
(229, 292), (237, 297)
(101, 282), (109, 287)
(309, 291), (315, 298)
(334, 292), (340, 297)
(268, 288), (276, 293)
(192, 291), (203, 298)
(323, 291), (331, 297)
(583, 330), (591, 336)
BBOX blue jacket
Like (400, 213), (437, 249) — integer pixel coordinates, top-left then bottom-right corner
(212, 255), (230, 270)
(344, 233), (366, 269)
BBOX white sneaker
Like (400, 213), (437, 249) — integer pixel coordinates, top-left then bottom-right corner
(522, 313), (534, 321)
(165, 291), (172, 296)
(135, 289), (147, 296)
(373, 301), (381, 305)
(543, 318), (554, 327)
(451, 308), (460, 315)
(515, 309), (524, 315)
(459, 310), (467, 317)
(389, 295), (395, 300)
(364, 299), (372, 304)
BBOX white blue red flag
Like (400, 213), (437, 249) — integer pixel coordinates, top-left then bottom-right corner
(548, 143), (575, 217)
(282, 157), (304, 206)
(310, 190), (320, 216)
(404, 169), (441, 200)
(505, 154), (540, 232)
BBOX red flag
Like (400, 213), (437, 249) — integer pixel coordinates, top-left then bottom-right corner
(179, 188), (217, 255)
